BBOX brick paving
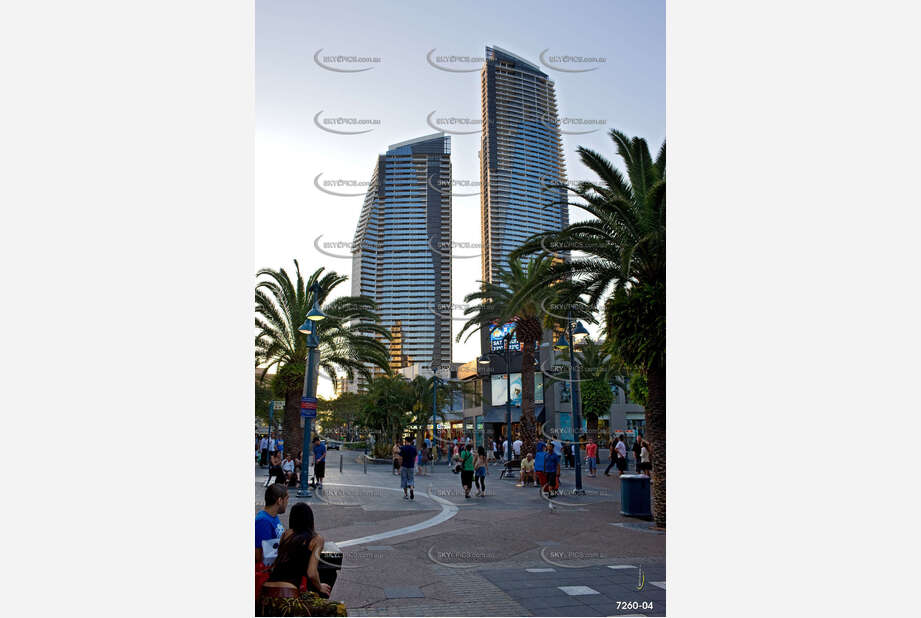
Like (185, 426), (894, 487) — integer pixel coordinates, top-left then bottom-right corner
(256, 451), (665, 616)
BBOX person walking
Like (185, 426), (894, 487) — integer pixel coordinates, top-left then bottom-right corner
(491, 439), (498, 462)
(268, 450), (285, 485)
(399, 436), (417, 500)
(639, 439), (652, 476)
(512, 436), (522, 458)
(474, 446), (488, 497)
(311, 436), (326, 490)
(459, 443), (475, 499)
(392, 443), (401, 475)
(614, 435), (628, 477)
(632, 433), (643, 472)
(268, 433), (278, 460)
(585, 438), (598, 478)
(604, 435), (618, 476)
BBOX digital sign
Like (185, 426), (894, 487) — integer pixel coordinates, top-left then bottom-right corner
(489, 322), (521, 352)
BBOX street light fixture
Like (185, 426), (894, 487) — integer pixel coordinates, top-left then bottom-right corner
(555, 315), (588, 494)
(478, 330), (515, 464)
(298, 281), (326, 498)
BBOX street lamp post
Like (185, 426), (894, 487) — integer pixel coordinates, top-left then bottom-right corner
(432, 374), (442, 463)
(556, 313), (590, 494)
(297, 282), (326, 498)
(478, 331), (514, 464)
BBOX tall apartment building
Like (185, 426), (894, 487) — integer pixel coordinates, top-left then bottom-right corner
(479, 45), (569, 283)
(350, 133), (453, 382)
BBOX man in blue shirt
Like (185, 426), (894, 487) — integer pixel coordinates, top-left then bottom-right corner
(255, 483), (288, 565)
(399, 436), (417, 500)
(542, 443), (561, 497)
(312, 436), (326, 490)
(534, 441), (546, 489)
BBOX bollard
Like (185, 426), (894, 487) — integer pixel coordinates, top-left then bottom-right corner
(339, 451), (343, 473)
(363, 454), (367, 474)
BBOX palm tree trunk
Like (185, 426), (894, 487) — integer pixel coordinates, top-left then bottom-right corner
(284, 387), (302, 459)
(519, 339), (538, 458)
(645, 363), (665, 528)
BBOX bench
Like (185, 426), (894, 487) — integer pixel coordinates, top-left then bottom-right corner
(499, 458), (522, 479)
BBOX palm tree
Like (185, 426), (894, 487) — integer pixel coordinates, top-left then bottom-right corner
(357, 374), (416, 457)
(457, 255), (571, 459)
(255, 260), (390, 459)
(407, 375), (450, 452)
(573, 338), (624, 441)
(512, 129), (666, 526)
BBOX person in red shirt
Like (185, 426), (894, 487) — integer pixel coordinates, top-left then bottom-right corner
(585, 438), (598, 478)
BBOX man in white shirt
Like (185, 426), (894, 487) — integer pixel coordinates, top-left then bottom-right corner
(268, 432), (278, 458)
(281, 453), (296, 485)
(512, 438), (523, 457)
(503, 439), (510, 460)
(614, 435), (628, 477)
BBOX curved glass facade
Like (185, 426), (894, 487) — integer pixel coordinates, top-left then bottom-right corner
(352, 133), (452, 378)
(480, 46), (569, 284)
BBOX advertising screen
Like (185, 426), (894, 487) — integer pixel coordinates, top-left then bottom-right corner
(489, 322), (521, 352)
(491, 373), (543, 406)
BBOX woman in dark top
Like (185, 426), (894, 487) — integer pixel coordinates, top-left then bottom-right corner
(268, 451), (285, 485)
(258, 503), (345, 617)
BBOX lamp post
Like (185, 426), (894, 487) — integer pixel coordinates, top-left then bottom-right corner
(555, 314), (589, 494)
(478, 330), (514, 463)
(432, 374), (443, 463)
(297, 281), (326, 498)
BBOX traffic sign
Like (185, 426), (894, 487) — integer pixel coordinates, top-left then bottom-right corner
(300, 396), (318, 419)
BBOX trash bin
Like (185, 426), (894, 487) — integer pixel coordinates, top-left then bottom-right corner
(319, 540), (343, 592)
(620, 474), (652, 518)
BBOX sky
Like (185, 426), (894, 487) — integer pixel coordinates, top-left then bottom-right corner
(256, 0), (665, 396)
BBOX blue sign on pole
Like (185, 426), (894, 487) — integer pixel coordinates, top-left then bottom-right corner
(300, 396), (318, 419)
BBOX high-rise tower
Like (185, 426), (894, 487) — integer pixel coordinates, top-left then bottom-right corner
(351, 133), (452, 380)
(480, 45), (568, 283)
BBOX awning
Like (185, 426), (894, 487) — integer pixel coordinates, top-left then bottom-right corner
(483, 406), (545, 424)
(483, 407), (521, 423)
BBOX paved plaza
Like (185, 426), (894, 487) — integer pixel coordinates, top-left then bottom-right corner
(256, 450), (665, 617)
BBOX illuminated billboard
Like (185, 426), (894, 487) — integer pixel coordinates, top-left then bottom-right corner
(489, 322), (521, 352)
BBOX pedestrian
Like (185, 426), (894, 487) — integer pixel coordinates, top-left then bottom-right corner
(542, 443), (560, 497)
(312, 436), (326, 490)
(519, 452), (535, 486)
(491, 439), (498, 461)
(614, 434), (628, 476)
(256, 484), (289, 566)
(260, 434), (269, 467)
(632, 432), (644, 472)
(585, 438), (598, 478)
(459, 443), (475, 499)
(277, 437), (285, 458)
(640, 439), (652, 476)
(534, 442), (546, 489)
(512, 436), (522, 458)
(604, 435), (617, 476)
(258, 502), (346, 616)
(392, 443), (401, 475)
(399, 436), (417, 500)
(268, 450), (285, 485)
(269, 432), (278, 460)
(474, 446), (488, 497)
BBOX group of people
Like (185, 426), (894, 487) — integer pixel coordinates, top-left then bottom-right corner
(255, 484), (345, 616)
(256, 432), (285, 467)
(261, 435), (328, 490)
(514, 440), (563, 496)
(603, 433), (653, 477)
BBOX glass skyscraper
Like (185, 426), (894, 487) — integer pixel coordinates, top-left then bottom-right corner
(479, 45), (569, 283)
(351, 132), (452, 378)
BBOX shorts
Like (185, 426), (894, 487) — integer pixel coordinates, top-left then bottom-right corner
(475, 466), (486, 478)
(314, 461), (325, 479)
(400, 466), (415, 489)
(536, 471), (547, 486)
(587, 456), (596, 471)
(460, 470), (474, 486)
(616, 456), (626, 472)
(544, 469), (558, 488)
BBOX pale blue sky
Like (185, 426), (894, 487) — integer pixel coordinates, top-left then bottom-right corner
(256, 0), (665, 393)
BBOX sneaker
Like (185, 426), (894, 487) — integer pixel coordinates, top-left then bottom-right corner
(410, 489), (414, 500)
(403, 495), (409, 500)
